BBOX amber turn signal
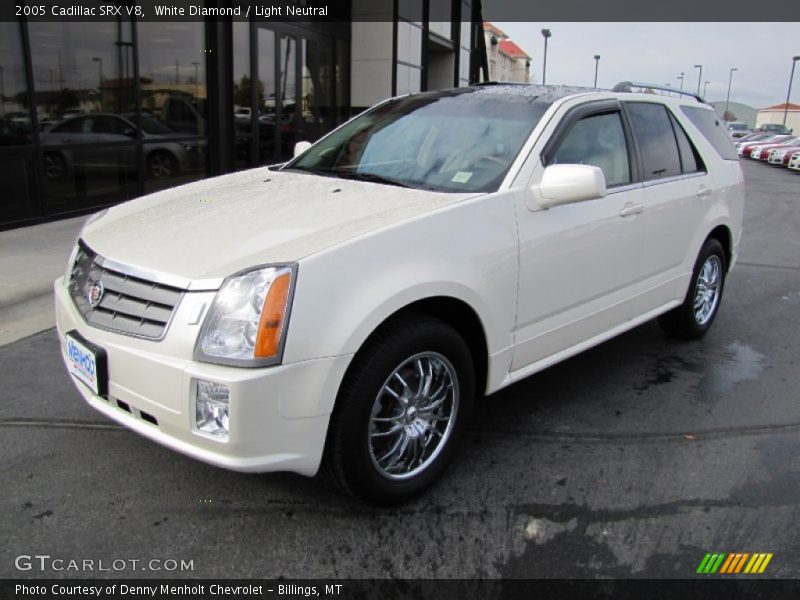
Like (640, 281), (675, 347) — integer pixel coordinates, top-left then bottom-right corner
(254, 272), (291, 358)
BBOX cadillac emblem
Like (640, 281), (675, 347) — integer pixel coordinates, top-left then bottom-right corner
(86, 279), (105, 308)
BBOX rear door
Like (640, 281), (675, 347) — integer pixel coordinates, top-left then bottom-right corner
(623, 101), (711, 311)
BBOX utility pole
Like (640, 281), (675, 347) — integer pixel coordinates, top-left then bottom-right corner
(593, 55), (600, 88)
(724, 67), (738, 121)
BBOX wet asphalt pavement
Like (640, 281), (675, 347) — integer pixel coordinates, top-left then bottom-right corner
(1, 159), (799, 579)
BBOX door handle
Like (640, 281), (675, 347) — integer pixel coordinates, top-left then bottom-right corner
(697, 186), (712, 199)
(619, 203), (643, 217)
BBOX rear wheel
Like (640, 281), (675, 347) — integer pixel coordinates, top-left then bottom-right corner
(43, 152), (67, 180)
(659, 238), (727, 339)
(323, 314), (474, 505)
(147, 151), (178, 180)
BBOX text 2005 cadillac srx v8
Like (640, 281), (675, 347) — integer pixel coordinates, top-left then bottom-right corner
(56, 84), (744, 504)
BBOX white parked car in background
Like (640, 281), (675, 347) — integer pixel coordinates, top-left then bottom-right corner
(788, 151), (800, 172)
(56, 83), (744, 504)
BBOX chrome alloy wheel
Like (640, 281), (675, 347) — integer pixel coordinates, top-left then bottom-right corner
(694, 255), (722, 326)
(368, 352), (459, 481)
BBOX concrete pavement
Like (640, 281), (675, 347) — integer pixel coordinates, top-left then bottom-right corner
(0, 216), (83, 346)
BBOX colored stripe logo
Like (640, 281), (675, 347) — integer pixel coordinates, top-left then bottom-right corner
(696, 552), (773, 574)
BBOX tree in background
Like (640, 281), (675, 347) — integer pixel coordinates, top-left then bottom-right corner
(233, 75), (264, 112)
(723, 110), (738, 122)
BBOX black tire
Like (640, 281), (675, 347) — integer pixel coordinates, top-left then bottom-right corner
(323, 314), (475, 505)
(659, 238), (727, 340)
(147, 151), (179, 180)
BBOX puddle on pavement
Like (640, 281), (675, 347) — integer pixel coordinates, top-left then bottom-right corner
(635, 341), (764, 399)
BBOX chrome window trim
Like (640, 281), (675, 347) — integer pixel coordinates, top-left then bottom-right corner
(606, 182), (645, 195)
(641, 171), (706, 188)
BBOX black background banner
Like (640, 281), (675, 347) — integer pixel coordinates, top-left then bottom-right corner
(3, 0), (800, 22)
(3, 579), (800, 600)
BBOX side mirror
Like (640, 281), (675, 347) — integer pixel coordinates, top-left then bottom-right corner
(122, 127), (137, 138)
(293, 141), (312, 157)
(530, 164), (607, 210)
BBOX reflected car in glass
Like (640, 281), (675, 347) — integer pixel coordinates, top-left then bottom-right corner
(55, 85), (745, 504)
(40, 113), (204, 181)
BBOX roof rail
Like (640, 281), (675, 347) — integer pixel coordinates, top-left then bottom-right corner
(612, 81), (704, 103)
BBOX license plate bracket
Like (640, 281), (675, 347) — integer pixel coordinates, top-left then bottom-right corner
(65, 331), (108, 397)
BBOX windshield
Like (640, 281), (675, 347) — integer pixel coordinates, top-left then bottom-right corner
(285, 90), (550, 192)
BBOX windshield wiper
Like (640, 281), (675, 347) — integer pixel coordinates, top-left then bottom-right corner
(332, 171), (413, 188)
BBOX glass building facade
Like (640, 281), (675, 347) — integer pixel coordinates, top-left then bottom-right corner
(0, 2), (482, 229)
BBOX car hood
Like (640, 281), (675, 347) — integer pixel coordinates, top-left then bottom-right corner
(82, 168), (477, 283)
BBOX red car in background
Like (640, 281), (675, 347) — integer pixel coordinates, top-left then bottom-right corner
(739, 135), (795, 158)
(752, 137), (800, 160)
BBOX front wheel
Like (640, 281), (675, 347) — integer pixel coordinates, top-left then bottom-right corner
(659, 238), (727, 339)
(323, 314), (475, 505)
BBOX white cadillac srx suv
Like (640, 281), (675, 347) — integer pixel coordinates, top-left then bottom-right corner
(55, 83), (744, 504)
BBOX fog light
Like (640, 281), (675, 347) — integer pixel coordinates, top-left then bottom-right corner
(196, 380), (230, 440)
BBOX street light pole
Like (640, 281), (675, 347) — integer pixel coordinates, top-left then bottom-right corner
(593, 55), (600, 88)
(192, 61), (200, 98)
(678, 72), (684, 91)
(92, 57), (103, 88)
(783, 56), (800, 127)
(703, 80), (710, 99)
(724, 67), (738, 122)
(541, 29), (551, 85)
(694, 64), (703, 95)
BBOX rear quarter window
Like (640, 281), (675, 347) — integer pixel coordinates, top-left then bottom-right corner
(680, 106), (739, 161)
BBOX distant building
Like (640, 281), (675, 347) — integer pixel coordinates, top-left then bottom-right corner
(483, 22), (532, 83)
(756, 102), (800, 133)
(709, 101), (757, 128)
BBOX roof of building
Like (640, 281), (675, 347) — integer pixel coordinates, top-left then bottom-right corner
(758, 102), (800, 112)
(498, 39), (531, 60)
(483, 21), (508, 39)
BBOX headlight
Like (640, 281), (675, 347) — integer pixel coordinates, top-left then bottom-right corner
(194, 265), (295, 367)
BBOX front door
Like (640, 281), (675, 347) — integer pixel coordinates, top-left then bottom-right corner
(512, 102), (646, 372)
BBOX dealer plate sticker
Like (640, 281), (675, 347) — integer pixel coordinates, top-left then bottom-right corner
(66, 335), (99, 394)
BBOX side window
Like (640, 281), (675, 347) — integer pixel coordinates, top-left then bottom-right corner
(91, 116), (128, 135)
(52, 118), (85, 134)
(668, 113), (704, 174)
(681, 105), (739, 161)
(548, 112), (631, 187)
(625, 102), (682, 180)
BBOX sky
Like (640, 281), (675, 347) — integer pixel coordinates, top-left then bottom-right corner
(495, 23), (800, 109)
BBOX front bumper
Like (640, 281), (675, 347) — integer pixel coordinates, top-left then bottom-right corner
(54, 277), (351, 476)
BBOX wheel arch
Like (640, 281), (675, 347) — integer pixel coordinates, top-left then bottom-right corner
(342, 295), (490, 401)
(706, 224), (733, 271)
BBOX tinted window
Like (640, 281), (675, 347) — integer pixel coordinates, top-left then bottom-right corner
(548, 112), (631, 187)
(51, 118), (86, 134)
(681, 106), (738, 161)
(626, 102), (682, 180)
(92, 116), (130, 135)
(669, 113), (703, 174)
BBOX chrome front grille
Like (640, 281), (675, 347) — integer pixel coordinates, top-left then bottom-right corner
(68, 241), (184, 340)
